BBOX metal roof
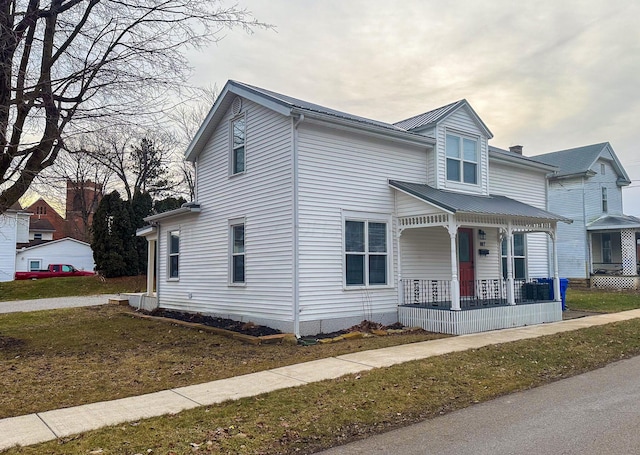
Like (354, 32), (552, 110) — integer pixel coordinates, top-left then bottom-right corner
(488, 146), (558, 172)
(389, 180), (571, 222)
(392, 100), (462, 130)
(587, 214), (640, 231)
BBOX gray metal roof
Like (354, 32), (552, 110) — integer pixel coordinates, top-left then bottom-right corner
(488, 145), (558, 171)
(392, 100), (462, 131)
(587, 214), (640, 231)
(532, 142), (624, 178)
(389, 180), (571, 222)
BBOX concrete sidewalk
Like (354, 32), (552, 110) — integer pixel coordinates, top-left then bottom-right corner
(0, 294), (117, 314)
(2, 309), (640, 451)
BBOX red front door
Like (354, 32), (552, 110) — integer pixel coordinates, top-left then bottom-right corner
(458, 228), (474, 297)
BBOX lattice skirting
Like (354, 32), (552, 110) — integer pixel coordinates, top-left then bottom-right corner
(399, 301), (562, 335)
(591, 275), (640, 290)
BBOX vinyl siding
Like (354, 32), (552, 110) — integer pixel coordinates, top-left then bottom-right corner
(396, 191), (443, 217)
(435, 109), (489, 195)
(15, 240), (95, 272)
(0, 214), (18, 282)
(489, 159), (552, 278)
(297, 122), (428, 322)
(157, 98), (295, 323)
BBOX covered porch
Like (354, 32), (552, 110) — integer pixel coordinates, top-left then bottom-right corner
(390, 180), (570, 335)
(588, 215), (640, 290)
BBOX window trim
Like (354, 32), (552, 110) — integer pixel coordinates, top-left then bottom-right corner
(445, 132), (479, 186)
(229, 217), (246, 286)
(342, 211), (393, 290)
(230, 113), (246, 176)
(28, 259), (42, 271)
(167, 230), (180, 281)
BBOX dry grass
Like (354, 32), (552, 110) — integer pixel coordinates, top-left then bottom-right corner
(4, 318), (640, 454)
(566, 287), (640, 313)
(0, 305), (444, 419)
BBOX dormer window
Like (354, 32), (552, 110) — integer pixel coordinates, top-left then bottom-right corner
(446, 133), (478, 184)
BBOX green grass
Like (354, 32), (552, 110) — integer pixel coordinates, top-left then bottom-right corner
(0, 275), (146, 301)
(565, 288), (640, 313)
(4, 319), (640, 455)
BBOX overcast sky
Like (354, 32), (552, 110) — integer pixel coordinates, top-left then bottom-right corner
(187, 0), (640, 214)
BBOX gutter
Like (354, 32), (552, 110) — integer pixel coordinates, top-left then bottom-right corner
(292, 114), (304, 338)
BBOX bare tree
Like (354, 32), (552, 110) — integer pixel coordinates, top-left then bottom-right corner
(0, 0), (267, 214)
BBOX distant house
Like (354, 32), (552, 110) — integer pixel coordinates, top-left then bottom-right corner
(0, 204), (30, 282)
(15, 238), (95, 273)
(139, 80), (570, 336)
(535, 143), (640, 289)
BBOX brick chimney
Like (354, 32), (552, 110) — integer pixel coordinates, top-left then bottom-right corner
(509, 145), (523, 155)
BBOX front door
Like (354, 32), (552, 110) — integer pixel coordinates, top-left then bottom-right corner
(458, 228), (475, 297)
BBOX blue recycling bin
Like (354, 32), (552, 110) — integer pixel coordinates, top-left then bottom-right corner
(535, 278), (569, 310)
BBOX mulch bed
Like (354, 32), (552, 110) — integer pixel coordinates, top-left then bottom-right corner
(151, 309), (282, 337)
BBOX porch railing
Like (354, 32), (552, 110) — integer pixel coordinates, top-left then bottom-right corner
(402, 278), (553, 309)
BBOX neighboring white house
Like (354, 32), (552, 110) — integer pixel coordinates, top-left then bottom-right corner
(139, 80), (570, 336)
(0, 208), (30, 282)
(534, 143), (640, 289)
(15, 238), (95, 273)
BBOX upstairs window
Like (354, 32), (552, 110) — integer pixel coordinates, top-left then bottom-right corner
(601, 187), (608, 213)
(231, 116), (245, 174)
(230, 221), (245, 284)
(446, 134), (478, 184)
(345, 219), (388, 286)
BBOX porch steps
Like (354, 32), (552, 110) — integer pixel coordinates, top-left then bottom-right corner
(568, 279), (590, 290)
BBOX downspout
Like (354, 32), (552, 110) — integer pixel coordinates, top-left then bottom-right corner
(292, 114), (304, 338)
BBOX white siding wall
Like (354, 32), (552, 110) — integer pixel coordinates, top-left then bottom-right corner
(396, 191), (442, 217)
(0, 213), (18, 282)
(547, 177), (588, 278)
(16, 214), (29, 243)
(489, 159), (551, 278)
(157, 98), (295, 329)
(297, 122), (429, 330)
(400, 227), (451, 279)
(434, 109), (489, 195)
(15, 240), (95, 272)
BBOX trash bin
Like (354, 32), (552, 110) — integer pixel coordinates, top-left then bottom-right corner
(536, 278), (569, 310)
(524, 281), (550, 301)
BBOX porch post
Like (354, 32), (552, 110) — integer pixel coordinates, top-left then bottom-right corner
(448, 222), (461, 311)
(146, 239), (156, 296)
(621, 229), (637, 276)
(397, 227), (404, 305)
(506, 223), (515, 305)
(551, 229), (561, 303)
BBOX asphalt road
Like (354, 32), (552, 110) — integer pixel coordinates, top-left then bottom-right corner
(0, 294), (115, 313)
(315, 355), (640, 455)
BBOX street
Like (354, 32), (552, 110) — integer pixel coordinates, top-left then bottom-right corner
(315, 355), (640, 454)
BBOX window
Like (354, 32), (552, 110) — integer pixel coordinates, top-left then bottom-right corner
(29, 260), (41, 271)
(446, 133), (478, 184)
(168, 230), (179, 279)
(231, 116), (245, 174)
(602, 187), (608, 213)
(502, 233), (526, 279)
(602, 233), (612, 264)
(345, 219), (388, 286)
(33, 233), (42, 240)
(230, 222), (245, 284)
(600, 163), (606, 175)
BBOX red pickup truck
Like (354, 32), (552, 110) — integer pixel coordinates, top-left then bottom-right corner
(15, 264), (95, 280)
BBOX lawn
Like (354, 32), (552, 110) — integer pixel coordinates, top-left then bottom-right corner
(0, 305), (445, 419)
(3, 318), (640, 454)
(0, 275), (146, 301)
(565, 287), (640, 313)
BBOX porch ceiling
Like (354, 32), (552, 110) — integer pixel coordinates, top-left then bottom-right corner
(389, 180), (571, 223)
(587, 214), (640, 231)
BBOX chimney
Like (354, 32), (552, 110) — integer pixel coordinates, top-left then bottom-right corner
(509, 145), (523, 155)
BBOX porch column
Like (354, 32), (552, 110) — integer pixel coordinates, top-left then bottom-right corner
(146, 239), (156, 296)
(505, 224), (515, 305)
(621, 229), (637, 276)
(448, 223), (461, 311)
(397, 228), (404, 305)
(551, 230), (561, 303)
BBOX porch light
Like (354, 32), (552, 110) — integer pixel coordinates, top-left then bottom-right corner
(478, 229), (487, 240)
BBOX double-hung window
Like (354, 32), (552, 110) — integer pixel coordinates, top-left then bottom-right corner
(601, 187), (608, 213)
(168, 230), (179, 279)
(345, 219), (388, 286)
(231, 116), (245, 174)
(446, 133), (478, 184)
(230, 221), (245, 284)
(502, 233), (526, 279)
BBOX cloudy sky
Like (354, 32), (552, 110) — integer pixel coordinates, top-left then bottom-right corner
(187, 0), (640, 214)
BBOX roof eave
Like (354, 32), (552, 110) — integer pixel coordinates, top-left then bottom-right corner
(488, 149), (558, 172)
(144, 203), (201, 222)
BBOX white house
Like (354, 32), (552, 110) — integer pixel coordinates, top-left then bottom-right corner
(15, 238), (96, 273)
(534, 143), (640, 289)
(0, 208), (30, 282)
(139, 81), (570, 336)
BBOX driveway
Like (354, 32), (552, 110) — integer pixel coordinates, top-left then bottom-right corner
(316, 355), (640, 454)
(0, 295), (117, 314)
